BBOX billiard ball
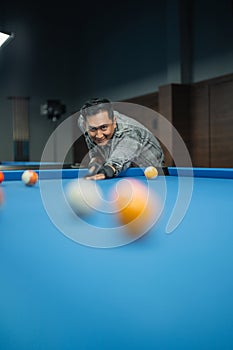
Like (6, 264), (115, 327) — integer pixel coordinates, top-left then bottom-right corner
(112, 178), (160, 236)
(144, 166), (158, 179)
(21, 170), (38, 186)
(0, 171), (4, 184)
(65, 179), (103, 217)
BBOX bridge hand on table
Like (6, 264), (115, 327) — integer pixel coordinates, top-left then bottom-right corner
(85, 173), (106, 180)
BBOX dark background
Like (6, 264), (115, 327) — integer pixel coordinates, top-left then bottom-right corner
(0, 0), (232, 163)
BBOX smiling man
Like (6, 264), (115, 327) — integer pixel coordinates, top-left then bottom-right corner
(78, 98), (164, 180)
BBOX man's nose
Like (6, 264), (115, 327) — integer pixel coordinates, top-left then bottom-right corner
(96, 129), (104, 138)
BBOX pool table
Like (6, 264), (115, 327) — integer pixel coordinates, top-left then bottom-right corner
(0, 167), (233, 350)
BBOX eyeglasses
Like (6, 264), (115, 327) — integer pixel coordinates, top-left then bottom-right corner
(87, 123), (113, 133)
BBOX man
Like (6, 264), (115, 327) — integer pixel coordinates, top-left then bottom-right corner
(78, 98), (164, 180)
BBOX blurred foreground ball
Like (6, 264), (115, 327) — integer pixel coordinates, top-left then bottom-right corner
(111, 178), (161, 236)
(65, 179), (103, 217)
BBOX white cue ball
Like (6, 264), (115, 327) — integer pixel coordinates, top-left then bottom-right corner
(65, 179), (103, 217)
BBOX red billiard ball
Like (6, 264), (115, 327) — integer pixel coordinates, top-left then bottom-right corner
(0, 171), (4, 184)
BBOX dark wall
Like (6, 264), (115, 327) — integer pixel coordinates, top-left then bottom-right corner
(192, 0), (233, 81)
(1, 0), (232, 99)
(0, 0), (232, 161)
(0, 1), (167, 99)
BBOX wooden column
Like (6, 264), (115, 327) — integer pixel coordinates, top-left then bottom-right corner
(158, 84), (190, 166)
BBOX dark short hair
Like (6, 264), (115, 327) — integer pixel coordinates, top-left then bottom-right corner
(80, 98), (114, 121)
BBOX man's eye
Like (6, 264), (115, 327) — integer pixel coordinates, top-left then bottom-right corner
(100, 125), (108, 131)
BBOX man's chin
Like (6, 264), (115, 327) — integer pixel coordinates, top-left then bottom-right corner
(95, 139), (109, 146)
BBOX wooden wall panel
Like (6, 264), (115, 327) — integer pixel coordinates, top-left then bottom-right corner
(158, 84), (191, 166)
(158, 85), (174, 166)
(171, 84), (191, 154)
(189, 84), (210, 167)
(210, 80), (233, 167)
(124, 92), (159, 111)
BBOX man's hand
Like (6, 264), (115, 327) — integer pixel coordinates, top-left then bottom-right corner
(88, 157), (104, 175)
(85, 164), (115, 180)
(85, 173), (106, 180)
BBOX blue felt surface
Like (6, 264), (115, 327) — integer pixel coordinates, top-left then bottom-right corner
(0, 170), (233, 349)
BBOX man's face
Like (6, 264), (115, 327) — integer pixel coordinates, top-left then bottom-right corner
(86, 111), (116, 146)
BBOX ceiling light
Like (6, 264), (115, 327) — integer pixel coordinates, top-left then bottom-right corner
(0, 31), (14, 48)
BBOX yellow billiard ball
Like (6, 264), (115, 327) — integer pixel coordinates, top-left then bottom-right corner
(144, 166), (158, 179)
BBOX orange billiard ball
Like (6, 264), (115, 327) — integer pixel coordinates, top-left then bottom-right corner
(0, 171), (4, 184)
(21, 170), (38, 186)
(144, 166), (158, 179)
(112, 178), (161, 236)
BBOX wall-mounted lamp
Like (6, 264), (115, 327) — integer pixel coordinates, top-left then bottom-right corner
(41, 100), (66, 122)
(0, 31), (14, 48)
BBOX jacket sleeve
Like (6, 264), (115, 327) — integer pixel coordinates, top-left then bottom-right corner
(105, 131), (164, 176)
(104, 132), (144, 175)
